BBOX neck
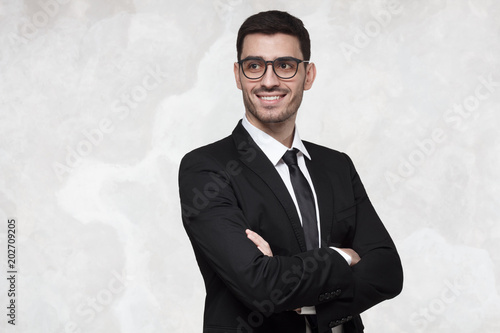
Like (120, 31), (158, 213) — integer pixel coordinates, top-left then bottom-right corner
(245, 112), (296, 148)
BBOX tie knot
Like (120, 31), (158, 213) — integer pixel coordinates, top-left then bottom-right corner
(282, 148), (299, 166)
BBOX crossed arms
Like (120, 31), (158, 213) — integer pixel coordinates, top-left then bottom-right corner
(246, 229), (361, 266)
(246, 228), (361, 315)
(179, 147), (403, 330)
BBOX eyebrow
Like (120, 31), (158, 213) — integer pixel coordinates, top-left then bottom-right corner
(241, 56), (264, 60)
(241, 56), (296, 60)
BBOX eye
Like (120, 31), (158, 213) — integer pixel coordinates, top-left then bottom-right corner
(243, 59), (265, 73)
(248, 62), (261, 69)
(275, 59), (297, 71)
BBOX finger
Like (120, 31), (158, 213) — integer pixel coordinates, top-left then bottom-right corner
(246, 229), (263, 243)
(246, 230), (273, 256)
(246, 229), (262, 246)
(257, 245), (271, 256)
(255, 236), (269, 250)
(246, 229), (257, 238)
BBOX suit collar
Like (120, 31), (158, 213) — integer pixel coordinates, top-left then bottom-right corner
(232, 122), (335, 249)
(241, 115), (312, 165)
(303, 149), (335, 248)
(232, 121), (308, 251)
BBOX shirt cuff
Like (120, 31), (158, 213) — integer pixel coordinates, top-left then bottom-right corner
(300, 306), (316, 315)
(331, 247), (352, 266)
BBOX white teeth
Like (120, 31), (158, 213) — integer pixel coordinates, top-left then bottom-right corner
(259, 96), (281, 101)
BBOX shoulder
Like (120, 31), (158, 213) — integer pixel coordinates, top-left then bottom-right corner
(303, 141), (351, 163)
(182, 135), (234, 161)
(303, 141), (357, 175)
(179, 134), (241, 177)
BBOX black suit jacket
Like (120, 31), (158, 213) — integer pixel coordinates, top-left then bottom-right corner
(179, 121), (403, 333)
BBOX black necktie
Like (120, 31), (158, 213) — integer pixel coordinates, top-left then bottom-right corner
(283, 149), (320, 333)
(282, 148), (319, 250)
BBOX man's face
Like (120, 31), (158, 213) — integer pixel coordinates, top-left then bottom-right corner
(234, 33), (316, 129)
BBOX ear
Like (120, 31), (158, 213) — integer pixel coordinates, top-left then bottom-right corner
(234, 62), (242, 90)
(303, 62), (316, 91)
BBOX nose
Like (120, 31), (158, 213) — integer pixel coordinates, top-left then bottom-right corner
(260, 63), (280, 89)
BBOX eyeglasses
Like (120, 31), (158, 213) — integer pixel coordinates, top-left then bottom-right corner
(238, 56), (310, 80)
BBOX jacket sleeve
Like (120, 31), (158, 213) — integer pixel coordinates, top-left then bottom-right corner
(315, 153), (404, 332)
(179, 149), (356, 314)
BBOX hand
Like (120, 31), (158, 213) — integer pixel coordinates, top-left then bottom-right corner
(338, 248), (361, 266)
(246, 229), (273, 257)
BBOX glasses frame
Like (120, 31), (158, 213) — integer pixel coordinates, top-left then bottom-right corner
(237, 56), (310, 80)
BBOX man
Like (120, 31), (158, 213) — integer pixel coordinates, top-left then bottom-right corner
(179, 10), (403, 333)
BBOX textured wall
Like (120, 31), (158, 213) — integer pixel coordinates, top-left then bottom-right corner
(0, 0), (499, 332)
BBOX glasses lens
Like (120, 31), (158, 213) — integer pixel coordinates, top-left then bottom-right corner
(274, 58), (298, 79)
(242, 59), (266, 79)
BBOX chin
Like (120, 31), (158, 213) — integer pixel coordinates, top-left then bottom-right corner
(253, 109), (296, 124)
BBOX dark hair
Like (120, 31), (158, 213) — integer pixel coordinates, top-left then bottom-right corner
(236, 10), (311, 61)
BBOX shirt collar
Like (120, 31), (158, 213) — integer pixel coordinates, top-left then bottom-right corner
(242, 114), (311, 166)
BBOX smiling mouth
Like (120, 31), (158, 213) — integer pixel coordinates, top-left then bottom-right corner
(257, 95), (286, 101)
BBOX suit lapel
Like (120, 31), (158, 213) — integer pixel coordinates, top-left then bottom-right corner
(232, 121), (308, 252)
(304, 143), (335, 248)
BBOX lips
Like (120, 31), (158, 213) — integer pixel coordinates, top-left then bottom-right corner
(254, 88), (289, 106)
(258, 95), (285, 101)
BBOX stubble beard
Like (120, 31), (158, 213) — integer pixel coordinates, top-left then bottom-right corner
(242, 87), (304, 124)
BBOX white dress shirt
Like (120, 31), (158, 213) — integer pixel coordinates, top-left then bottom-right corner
(242, 115), (347, 333)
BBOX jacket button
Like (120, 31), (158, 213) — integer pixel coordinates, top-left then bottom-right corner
(347, 315), (353, 321)
(329, 321), (335, 328)
(335, 289), (342, 296)
(319, 294), (325, 302)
